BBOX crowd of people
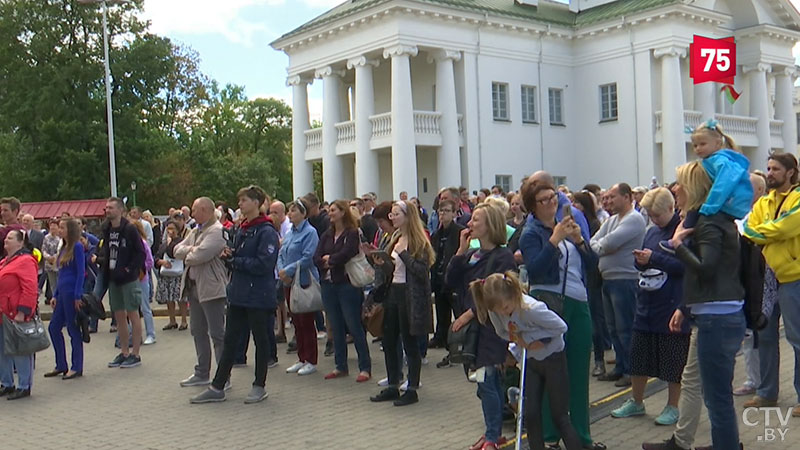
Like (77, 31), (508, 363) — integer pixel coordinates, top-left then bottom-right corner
(0, 119), (799, 450)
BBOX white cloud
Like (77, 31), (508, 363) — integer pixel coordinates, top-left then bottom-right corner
(140, 0), (284, 46)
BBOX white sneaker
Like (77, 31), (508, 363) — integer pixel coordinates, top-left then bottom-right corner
(143, 336), (156, 345)
(316, 331), (327, 340)
(468, 370), (478, 383)
(421, 357), (429, 366)
(377, 377), (389, 387)
(286, 361), (305, 373)
(298, 363), (317, 375)
(399, 380), (421, 391)
(224, 380), (232, 391)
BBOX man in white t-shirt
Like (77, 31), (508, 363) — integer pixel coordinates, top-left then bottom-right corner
(268, 200), (290, 348)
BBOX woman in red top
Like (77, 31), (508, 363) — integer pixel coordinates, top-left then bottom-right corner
(0, 229), (40, 400)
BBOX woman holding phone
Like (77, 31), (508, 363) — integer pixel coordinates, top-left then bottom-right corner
(519, 182), (605, 450)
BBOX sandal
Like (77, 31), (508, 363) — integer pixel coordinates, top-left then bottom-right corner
(324, 370), (348, 380)
(481, 443), (498, 450)
(162, 323), (178, 331)
(469, 435), (486, 450)
(356, 372), (371, 383)
(178, 323), (188, 331)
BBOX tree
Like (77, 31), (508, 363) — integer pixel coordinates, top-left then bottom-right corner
(0, 0), (293, 213)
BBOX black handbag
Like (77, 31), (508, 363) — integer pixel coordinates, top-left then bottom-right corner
(447, 319), (479, 365)
(2, 314), (51, 356)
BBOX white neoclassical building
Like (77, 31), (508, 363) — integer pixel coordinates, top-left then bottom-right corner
(271, 0), (800, 206)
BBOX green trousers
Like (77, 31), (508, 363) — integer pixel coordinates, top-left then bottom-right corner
(537, 295), (593, 446)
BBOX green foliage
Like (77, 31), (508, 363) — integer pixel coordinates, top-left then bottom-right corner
(0, 0), (292, 213)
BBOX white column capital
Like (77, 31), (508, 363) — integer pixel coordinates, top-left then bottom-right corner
(286, 75), (312, 87)
(653, 46), (686, 59)
(314, 66), (345, 79)
(775, 66), (797, 78)
(383, 44), (418, 59)
(427, 49), (462, 64)
(346, 56), (380, 70)
(742, 63), (772, 74)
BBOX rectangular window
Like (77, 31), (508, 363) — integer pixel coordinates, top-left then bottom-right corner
(553, 176), (567, 188)
(492, 82), (509, 121)
(495, 175), (512, 194)
(599, 83), (618, 121)
(548, 88), (563, 125)
(521, 85), (537, 123)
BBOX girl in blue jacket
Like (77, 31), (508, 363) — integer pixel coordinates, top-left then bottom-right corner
(472, 271), (581, 450)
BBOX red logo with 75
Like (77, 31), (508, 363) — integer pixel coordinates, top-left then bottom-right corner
(690, 35), (736, 85)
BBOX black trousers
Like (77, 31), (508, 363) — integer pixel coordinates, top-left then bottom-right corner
(383, 284), (421, 390)
(432, 289), (454, 342)
(212, 305), (274, 390)
(525, 351), (582, 450)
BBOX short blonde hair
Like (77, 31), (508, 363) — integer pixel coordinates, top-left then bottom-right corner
(639, 187), (674, 217)
(473, 203), (507, 247)
(675, 161), (711, 212)
(483, 197), (510, 216)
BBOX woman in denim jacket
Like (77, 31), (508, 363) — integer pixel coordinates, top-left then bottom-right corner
(519, 182), (605, 450)
(278, 199), (321, 377)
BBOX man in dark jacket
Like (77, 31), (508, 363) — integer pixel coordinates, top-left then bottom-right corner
(191, 185), (279, 404)
(103, 197), (147, 369)
(303, 192), (329, 238)
(429, 199), (463, 354)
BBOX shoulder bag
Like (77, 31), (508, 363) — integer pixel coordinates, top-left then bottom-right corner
(3, 314), (51, 356)
(289, 261), (323, 314)
(345, 231), (375, 288)
(531, 241), (569, 317)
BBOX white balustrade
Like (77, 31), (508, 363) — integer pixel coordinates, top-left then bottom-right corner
(715, 114), (758, 136)
(770, 120), (784, 138)
(370, 112), (392, 138)
(413, 111), (441, 134)
(335, 120), (355, 144)
(304, 128), (322, 152)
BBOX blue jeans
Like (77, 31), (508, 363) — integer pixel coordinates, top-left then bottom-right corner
(140, 279), (155, 339)
(321, 281), (371, 373)
(0, 323), (34, 390)
(757, 279), (800, 402)
(477, 365), (504, 444)
(695, 311), (746, 449)
(601, 279), (637, 375)
(588, 284), (612, 362)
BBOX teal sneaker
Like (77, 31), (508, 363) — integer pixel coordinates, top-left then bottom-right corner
(611, 398), (646, 418)
(654, 405), (679, 425)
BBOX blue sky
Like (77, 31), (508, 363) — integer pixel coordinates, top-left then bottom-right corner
(142, 0), (800, 123)
(140, 0), (341, 120)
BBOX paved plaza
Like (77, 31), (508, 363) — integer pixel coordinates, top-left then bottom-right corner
(4, 305), (800, 449)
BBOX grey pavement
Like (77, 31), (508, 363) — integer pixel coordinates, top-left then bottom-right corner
(5, 307), (800, 449)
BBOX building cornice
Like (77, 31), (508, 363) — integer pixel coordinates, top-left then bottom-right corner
(574, 4), (729, 40)
(734, 23), (800, 43)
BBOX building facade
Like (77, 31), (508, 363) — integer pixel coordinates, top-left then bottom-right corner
(272, 0), (800, 205)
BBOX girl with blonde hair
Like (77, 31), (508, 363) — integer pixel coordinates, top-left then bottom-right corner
(370, 200), (434, 407)
(470, 271), (581, 450)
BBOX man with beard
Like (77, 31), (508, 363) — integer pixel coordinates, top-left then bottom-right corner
(743, 153), (800, 417)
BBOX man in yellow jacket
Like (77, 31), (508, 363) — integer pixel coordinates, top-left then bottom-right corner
(743, 153), (800, 416)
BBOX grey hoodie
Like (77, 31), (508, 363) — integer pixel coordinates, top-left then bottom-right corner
(488, 294), (567, 361)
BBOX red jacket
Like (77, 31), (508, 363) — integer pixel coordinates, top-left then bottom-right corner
(0, 252), (39, 319)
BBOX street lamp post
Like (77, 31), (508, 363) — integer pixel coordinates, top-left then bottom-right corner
(131, 180), (137, 207)
(78, 0), (127, 197)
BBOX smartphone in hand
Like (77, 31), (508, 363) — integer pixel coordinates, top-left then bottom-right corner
(562, 204), (573, 220)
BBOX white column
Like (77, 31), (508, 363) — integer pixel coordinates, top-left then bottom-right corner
(430, 49), (462, 190)
(315, 66), (345, 201)
(655, 46), (687, 183)
(384, 44), (419, 198)
(339, 83), (352, 122)
(347, 56), (380, 196)
(693, 82), (715, 123)
(288, 75), (314, 198)
(745, 63), (772, 167)
(774, 67), (797, 153)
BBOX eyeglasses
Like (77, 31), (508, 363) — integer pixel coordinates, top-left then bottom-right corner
(535, 194), (557, 205)
(438, 209), (454, 214)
